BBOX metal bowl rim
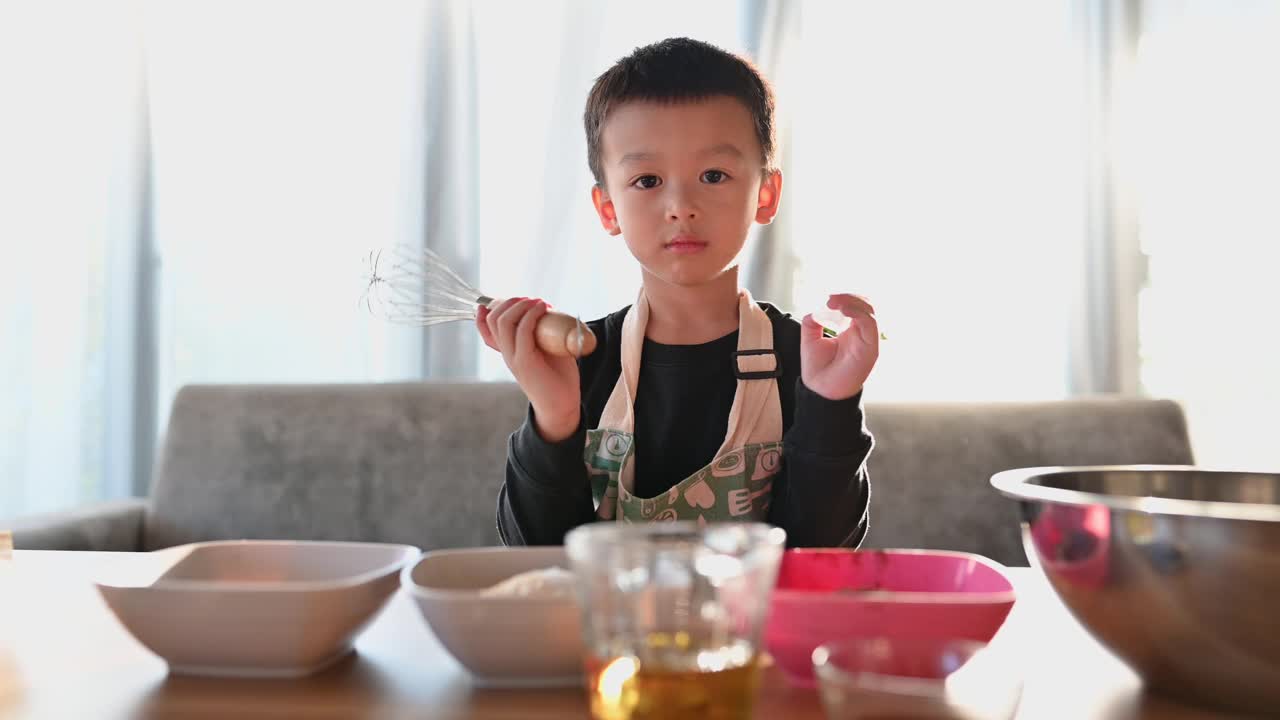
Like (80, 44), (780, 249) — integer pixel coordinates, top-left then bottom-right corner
(990, 464), (1280, 522)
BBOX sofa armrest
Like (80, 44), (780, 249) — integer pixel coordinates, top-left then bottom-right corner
(5, 498), (148, 551)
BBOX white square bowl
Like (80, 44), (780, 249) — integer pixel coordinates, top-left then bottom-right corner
(401, 546), (585, 687)
(95, 539), (420, 677)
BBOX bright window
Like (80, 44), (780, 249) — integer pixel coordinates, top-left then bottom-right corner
(791, 2), (1082, 400)
(1132, 0), (1280, 468)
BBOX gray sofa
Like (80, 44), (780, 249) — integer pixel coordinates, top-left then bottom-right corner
(6, 382), (1195, 566)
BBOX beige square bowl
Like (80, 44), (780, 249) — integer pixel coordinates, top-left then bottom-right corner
(95, 540), (420, 677)
(401, 546), (585, 687)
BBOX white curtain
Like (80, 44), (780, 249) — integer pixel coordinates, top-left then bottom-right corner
(1129, 0), (1280, 469)
(0, 0), (149, 513)
(788, 1), (1083, 401)
(143, 0), (435, 414)
(421, 0), (481, 378)
(18, 0), (1235, 517)
(739, 0), (803, 305)
(1072, 0), (1144, 396)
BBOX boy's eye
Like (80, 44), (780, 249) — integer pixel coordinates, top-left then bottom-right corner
(632, 175), (661, 189)
(701, 170), (728, 184)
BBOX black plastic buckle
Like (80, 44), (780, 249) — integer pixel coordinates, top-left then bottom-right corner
(732, 349), (783, 380)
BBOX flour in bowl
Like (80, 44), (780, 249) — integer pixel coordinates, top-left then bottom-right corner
(480, 566), (576, 599)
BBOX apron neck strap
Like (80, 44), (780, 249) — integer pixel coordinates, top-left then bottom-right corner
(604, 286), (780, 447)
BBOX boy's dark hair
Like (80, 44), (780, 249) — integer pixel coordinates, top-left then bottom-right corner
(584, 37), (776, 187)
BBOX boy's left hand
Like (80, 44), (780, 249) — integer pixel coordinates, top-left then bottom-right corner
(800, 293), (880, 401)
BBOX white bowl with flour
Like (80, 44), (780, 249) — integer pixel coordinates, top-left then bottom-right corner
(401, 546), (584, 687)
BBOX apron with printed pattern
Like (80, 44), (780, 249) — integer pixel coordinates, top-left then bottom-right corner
(586, 288), (784, 525)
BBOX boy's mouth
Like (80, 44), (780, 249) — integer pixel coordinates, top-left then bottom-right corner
(664, 235), (707, 254)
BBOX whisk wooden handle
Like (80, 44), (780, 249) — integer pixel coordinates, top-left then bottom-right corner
(537, 310), (598, 357)
(483, 298), (597, 357)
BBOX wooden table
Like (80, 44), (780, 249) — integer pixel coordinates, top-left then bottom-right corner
(0, 551), (1229, 719)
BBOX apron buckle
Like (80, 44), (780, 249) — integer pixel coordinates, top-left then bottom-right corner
(732, 349), (783, 380)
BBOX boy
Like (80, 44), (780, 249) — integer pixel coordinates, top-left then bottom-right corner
(477, 37), (877, 547)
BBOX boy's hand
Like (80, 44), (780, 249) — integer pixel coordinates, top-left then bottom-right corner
(477, 298), (582, 442)
(800, 293), (880, 401)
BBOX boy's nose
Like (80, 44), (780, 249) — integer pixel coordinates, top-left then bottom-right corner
(666, 190), (698, 221)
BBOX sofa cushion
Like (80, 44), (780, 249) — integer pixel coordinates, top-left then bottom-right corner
(144, 382), (527, 551)
(8, 498), (148, 551)
(145, 384), (1193, 566)
(861, 397), (1194, 565)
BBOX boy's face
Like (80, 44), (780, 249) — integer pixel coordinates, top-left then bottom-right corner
(591, 96), (782, 290)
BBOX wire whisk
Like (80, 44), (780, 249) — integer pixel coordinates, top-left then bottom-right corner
(362, 245), (596, 357)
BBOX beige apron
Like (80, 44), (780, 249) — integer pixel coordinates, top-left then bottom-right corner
(585, 288), (784, 525)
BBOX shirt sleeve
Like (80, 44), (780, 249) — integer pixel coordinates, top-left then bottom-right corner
(769, 381), (873, 548)
(496, 403), (598, 545)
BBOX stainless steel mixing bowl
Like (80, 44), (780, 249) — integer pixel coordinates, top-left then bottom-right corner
(991, 465), (1280, 716)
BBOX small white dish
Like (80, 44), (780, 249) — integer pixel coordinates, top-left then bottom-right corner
(402, 546), (585, 687)
(95, 539), (420, 678)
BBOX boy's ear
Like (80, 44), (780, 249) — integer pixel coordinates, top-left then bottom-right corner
(591, 185), (622, 236)
(754, 170), (783, 225)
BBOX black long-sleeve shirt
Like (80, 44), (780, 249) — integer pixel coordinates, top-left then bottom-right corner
(496, 302), (873, 548)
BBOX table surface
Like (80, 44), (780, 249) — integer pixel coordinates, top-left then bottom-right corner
(0, 550), (1230, 720)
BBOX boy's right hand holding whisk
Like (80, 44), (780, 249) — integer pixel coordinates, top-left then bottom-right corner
(477, 298), (582, 443)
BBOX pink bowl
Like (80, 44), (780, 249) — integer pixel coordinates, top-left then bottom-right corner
(765, 549), (1016, 686)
